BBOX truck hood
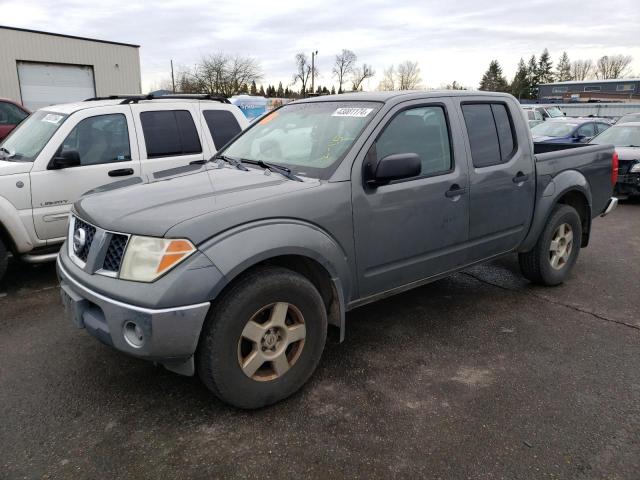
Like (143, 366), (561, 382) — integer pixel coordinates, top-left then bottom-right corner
(0, 160), (32, 175)
(74, 165), (319, 238)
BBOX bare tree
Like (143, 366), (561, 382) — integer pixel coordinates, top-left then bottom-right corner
(595, 55), (633, 79)
(332, 49), (357, 93)
(377, 66), (396, 91)
(570, 59), (593, 81)
(196, 53), (262, 97)
(397, 61), (421, 90)
(351, 63), (375, 91)
(292, 52), (317, 95)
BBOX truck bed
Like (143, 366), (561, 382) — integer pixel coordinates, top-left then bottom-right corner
(534, 142), (615, 217)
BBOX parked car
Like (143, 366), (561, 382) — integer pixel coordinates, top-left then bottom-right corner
(57, 91), (617, 409)
(531, 117), (611, 143)
(590, 121), (640, 197)
(522, 107), (544, 128)
(615, 112), (640, 125)
(0, 98), (29, 140)
(0, 94), (248, 281)
(522, 105), (566, 121)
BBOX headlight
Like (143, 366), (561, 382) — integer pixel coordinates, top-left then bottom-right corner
(630, 162), (640, 173)
(119, 236), (196, 282)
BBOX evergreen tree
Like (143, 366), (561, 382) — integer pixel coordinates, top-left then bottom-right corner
(479, 60), (509, 92)
(330, 86), (336, 95)
(276, 81), (284, 97)
(258, 85), (265, 96)
(510, 58), (530, 100)
(537, 49), (554, 84)
(316, 85), (322, 94)
(556, 52), (571, 81)
(322, 86), (329, 94)
(284, 87), (290, 98)
(239, 83), (249, 94)
(250, 80), (257, 95)
(527, 55), (539, 99)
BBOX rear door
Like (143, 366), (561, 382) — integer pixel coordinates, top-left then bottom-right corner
(352, 98), (470, 297)
(129, 102), (206, 177)
(457, 98), (535, 262)
(30, 106), (141, 240)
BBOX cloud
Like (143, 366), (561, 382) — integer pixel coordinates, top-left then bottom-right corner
(2, 0), (638, 91)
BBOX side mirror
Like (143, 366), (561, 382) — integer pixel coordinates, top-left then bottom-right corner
(366, 153), (421, 187)
(48, 150), (80, 169)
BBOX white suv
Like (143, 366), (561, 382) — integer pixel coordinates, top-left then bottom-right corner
(0, 94), (248, 280)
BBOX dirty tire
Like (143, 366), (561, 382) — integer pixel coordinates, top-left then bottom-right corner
(197, 266), (327, 409)
(0, 238), (7, 283)
(519, 204), (582, 286)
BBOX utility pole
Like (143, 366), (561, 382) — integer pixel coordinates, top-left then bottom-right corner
(311, 50), (318, 94)
(170, 59), (176, 93)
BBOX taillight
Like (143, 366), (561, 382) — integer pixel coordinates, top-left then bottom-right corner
(611, 151), (619, 186)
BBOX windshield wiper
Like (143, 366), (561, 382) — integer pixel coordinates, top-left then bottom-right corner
(0, 147), (15, 161)
(191, 154), (249, 171)
(241, 159), (303, 182)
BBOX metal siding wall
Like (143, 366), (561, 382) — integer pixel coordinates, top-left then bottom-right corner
(0, 28), (140, 105)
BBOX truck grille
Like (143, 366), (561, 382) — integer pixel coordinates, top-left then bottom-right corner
(102, 234), (129, 272)
(73, 217), (96, 263)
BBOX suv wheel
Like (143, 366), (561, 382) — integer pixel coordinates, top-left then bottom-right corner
(197, 266), (327, 409)
(519, 204), (582, 286)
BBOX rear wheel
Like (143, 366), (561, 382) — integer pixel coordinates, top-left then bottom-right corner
(197, 266), (327, 409)
(519, 204), (582, 286)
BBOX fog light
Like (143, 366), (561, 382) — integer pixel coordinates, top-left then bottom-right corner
(123, 321), (144, 348)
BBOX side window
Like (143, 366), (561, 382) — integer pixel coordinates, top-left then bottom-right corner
(203, 110), (242, 149)
(0, 102), (28, 125)
(595, 123), (610, 134)
(58, 114), (131, 166)
(577, 123), (595, 138)
(461, 103), (517, 168)
(375, 105), (452, 178)
(140, 110), (202, 158)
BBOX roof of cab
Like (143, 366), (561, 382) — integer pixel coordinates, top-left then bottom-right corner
(295, 89), (513, 105)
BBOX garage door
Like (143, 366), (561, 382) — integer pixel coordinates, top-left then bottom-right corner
(17, 62), (96, 110)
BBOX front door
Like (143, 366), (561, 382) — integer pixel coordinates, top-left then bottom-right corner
(30, 106), (141, 240)
(352, 99), (470, 298)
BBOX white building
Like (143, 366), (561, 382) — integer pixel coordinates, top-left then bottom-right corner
(0, 26), (141, 110)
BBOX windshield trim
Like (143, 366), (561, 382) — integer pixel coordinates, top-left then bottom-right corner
(217, 100), (384, 180)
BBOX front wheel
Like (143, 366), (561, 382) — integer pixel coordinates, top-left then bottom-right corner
(519, 204), (582, 286)
(197, 266), (327, 409)
(0, 238), (8, 284)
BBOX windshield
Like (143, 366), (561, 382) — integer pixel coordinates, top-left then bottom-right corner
(546, 106), (564, 118)
(531, 121), (577, 137)
(0, 110), (68, 162)
(221, 101), (381, 178)
(590, 125), (640, 146)
(617, 114), (640, 124)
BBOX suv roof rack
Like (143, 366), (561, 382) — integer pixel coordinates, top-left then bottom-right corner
(84, 94), (230, 104)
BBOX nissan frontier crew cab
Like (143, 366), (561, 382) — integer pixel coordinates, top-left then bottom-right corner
(57, 91), (618, 409)
(0, 94), (248, 281)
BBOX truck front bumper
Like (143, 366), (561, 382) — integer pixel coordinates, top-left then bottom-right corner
(57, 259), (210, 376)
(615, 174), (640, 197)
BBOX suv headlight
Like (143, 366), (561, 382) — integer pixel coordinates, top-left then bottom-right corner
(630, 162), (640, 173)
(119, 236), (196, 282)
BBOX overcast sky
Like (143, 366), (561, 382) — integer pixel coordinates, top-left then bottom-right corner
(2, 0), (639, 92)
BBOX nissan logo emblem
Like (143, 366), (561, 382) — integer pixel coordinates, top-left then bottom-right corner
(73, 228), (86, 254)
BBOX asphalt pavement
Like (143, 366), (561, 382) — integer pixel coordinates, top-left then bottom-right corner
(1, 200), (639, 479)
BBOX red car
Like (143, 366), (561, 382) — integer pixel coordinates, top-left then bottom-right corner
(0, 98), (30, 141)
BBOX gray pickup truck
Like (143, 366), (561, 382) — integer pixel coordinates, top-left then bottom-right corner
(57, 91), (617, 408)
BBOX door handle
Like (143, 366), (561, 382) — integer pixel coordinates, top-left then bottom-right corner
(445, 184), (466, 198)
(512, 172), (529, 183)
(108, 168), (134, 177)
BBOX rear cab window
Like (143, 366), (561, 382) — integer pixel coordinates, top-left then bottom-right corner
(461, 103), (517, 168)
(140, 110), (202, 158)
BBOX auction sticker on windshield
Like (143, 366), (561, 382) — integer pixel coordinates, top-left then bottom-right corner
(332, 107), (373, 117)
(42, 114), (64, 124)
